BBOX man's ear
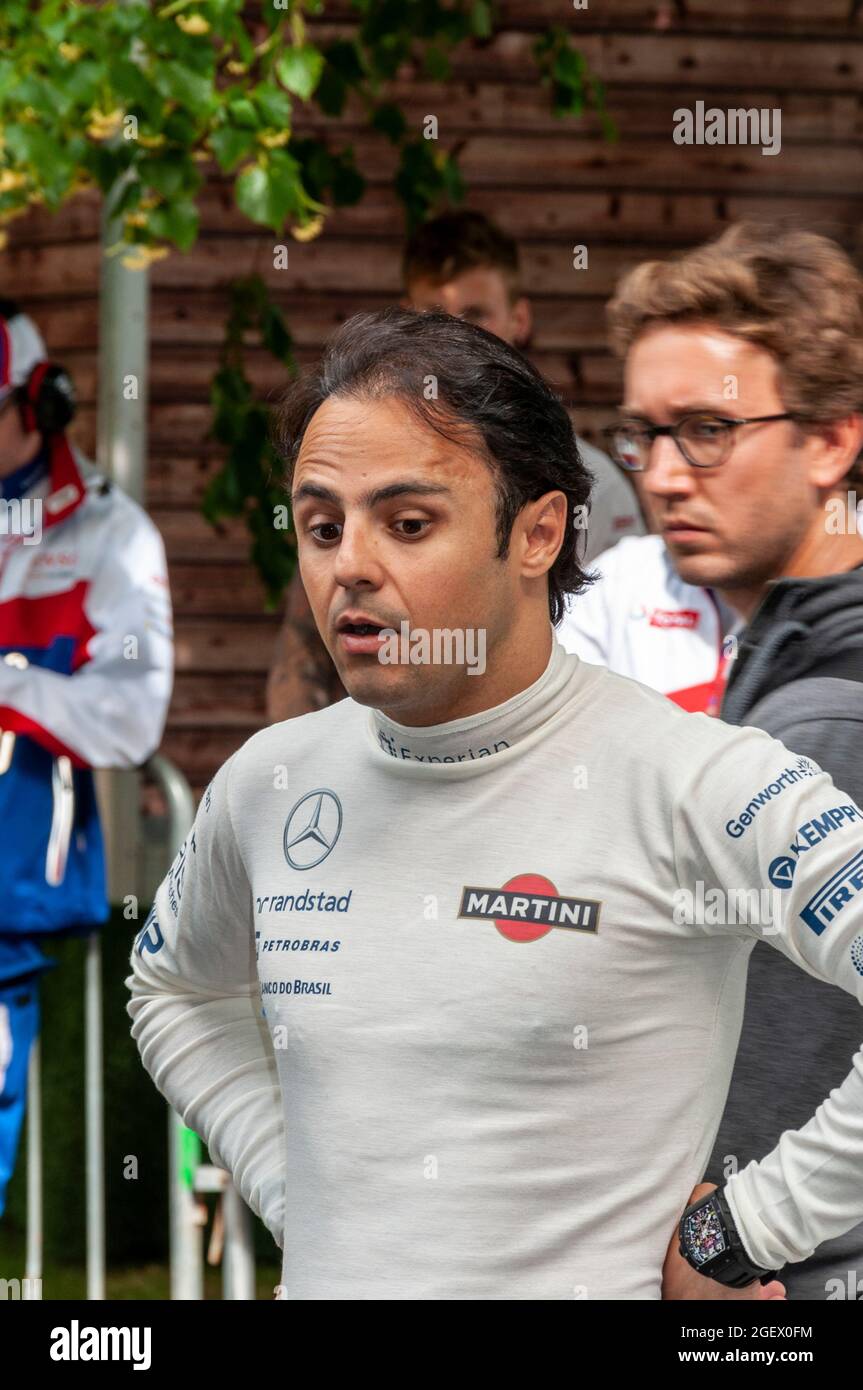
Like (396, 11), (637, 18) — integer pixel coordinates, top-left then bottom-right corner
(807, 414), (863, 490)
(520, 490), (568, 579)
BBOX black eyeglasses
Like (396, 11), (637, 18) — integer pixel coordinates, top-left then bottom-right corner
(603, 412), (796, 471)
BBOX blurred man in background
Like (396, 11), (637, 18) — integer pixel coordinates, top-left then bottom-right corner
(266, 209), (644, 721)
(561, 223), (863, 1297)
(0, 303), (173, 1218)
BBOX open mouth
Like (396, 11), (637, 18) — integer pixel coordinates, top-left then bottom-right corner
(339, 622), (385, 636)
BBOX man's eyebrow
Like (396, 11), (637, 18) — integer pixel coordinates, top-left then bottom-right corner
(291, 479), (454, 508)
(620, 402), (728, 421)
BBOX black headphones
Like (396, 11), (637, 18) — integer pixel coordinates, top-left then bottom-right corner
(0, 298), (76, 436)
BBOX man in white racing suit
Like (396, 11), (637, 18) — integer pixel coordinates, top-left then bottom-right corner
(128, 308), (863, 1300)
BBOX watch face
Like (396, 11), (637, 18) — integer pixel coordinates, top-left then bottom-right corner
(682, 1200), (728, 1267)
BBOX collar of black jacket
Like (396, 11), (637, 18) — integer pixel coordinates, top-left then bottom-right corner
(721, 564), (863, 724)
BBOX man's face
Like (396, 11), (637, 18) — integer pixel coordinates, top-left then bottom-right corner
(406, 266), (531, 348)
(0, 392), (35, 475)
(291, 395), (523, 719)
(625, 323), (820, 592)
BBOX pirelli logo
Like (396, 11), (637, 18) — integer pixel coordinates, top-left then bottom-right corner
(800, 848), (863, 936)
(458, 875), (601, 943)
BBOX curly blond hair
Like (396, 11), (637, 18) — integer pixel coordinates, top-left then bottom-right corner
(607, 223), (863, 481)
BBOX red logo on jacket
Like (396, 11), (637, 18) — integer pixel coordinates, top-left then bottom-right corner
(648, 608), (700, 630)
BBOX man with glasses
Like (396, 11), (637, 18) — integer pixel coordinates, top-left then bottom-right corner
(559, 222), (863, 1297)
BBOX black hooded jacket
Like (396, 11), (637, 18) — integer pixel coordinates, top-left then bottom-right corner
(706, 563), (863, 1299)
(720, 563), (863, 742)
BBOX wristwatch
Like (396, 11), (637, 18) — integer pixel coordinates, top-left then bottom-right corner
(678, 1187), (778, 1288)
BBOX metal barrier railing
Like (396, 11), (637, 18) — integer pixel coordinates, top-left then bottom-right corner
(24, 754), (256, 1300)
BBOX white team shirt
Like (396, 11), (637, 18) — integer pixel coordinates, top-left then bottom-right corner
(127, 638), (863, 1299)
(558, 534), (736, 714)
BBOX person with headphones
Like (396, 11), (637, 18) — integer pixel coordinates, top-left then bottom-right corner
(0, 302), (173, 1218)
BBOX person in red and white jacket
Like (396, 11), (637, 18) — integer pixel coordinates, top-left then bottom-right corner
(556, 532), (739, 716)
(0, 302), (173, 1216)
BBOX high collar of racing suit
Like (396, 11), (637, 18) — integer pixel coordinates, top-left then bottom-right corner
(0, 433), (87, 531)
(367, 630), (581, 768)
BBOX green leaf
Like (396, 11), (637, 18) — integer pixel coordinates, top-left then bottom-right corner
(422, 45), (451, 81)
(161, 109), (199, 147)
(208, 124), (258, 172)
(553, 45), (586, 88)
(235, 161), (300, 233)
(260, 304), (296, 365)
(11, 74), (54, 112)
(3, 123), (49, 165)
(366, 35), (405, 81)
(106, 176), (142, 220)
(359, 0), (404, 45)
(81, 143), (133, 194)
(111, 1), (149, 35)
(470, 1), (493, 38)
(252, 82), (292, 130)
(226, 14), (255, 64)
(330, 156), (364, 206)
(314, 67), (347, 117)
(202, 468), (242, 519)
(139, 155), (187, 199)
(371, 102), (406, 144)
(260, 0), (286, 34)
(60, 60), (102, 109)
(147, 198), (200, 252)
(107, 59), (161, 119)
(552, 81), (583, 117)
(276, 46), (324, 101)
(152, 60), (215, 114)
(323, 39), (363, 83)
(440, 153), (465, 204)
(226, 97), (259, 130)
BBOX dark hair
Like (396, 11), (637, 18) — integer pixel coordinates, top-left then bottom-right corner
(273, 307), (595, 624)
(402, 210), (520, 295)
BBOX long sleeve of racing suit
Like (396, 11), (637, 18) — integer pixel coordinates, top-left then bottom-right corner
(126, 755), (286, 1246)
(672, 726), (863, 1273)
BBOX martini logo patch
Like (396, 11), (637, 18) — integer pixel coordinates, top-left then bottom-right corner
(458, 873), (601, 943)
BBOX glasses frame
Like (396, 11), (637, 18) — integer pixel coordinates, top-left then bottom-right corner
(602, 412), (796, 471)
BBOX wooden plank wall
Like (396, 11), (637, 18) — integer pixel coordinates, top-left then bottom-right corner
(6, 0), (863, 798)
